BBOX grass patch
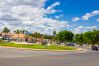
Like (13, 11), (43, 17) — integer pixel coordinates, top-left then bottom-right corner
(0, 42), (76, 50)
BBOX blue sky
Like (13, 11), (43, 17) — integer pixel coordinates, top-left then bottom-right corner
(45, 0), (99, 17)
(0, 0), (99, 34)
(45, 0), (99, 33)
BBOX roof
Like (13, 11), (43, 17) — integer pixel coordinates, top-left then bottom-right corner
(1, 33), (34, 39)
(11, 34), (27, 38)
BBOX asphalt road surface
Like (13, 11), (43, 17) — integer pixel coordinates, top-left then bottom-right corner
(0, 47), (99, 66)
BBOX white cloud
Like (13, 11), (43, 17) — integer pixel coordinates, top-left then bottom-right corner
(96, 18), (99, 21)
(86, 26), (96, 29)
(73, 28), (81, 34)
(82, 10), (99, 20)
(46, 2), (61, 14)
(47, 2), (60, 11)
(55, 14), (64, 19)
(72, 10), (99, 21)
(72, 17), (80, 21)
(78, 26), (84, 29)
(73, 26), (97, 34)
(0, 0), (68, 34)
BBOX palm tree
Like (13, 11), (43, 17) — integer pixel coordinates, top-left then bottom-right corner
(13, 29), (28, 42)
(13, 31), (16, 34)
(14, 29), (20, 34)
(21, 30), (27, 34)
(53, 30), (56, 44)
(14, 29), (27, 34)
(2, 27), (10, 38)
(53, 30), (56, 36)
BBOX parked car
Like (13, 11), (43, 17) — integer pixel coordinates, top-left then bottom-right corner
(4, 39), (10, 42)
(91, 46), (98, 51)
(2, 37), (10, 42)
(65, 42), (76, 46)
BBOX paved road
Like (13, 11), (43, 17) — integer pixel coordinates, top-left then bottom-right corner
(0, 47), (99, 66)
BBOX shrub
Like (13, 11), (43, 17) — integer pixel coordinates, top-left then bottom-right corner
(0, 39), (5, 43)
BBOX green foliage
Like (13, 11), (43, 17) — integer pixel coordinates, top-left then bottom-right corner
(84, 31), (93, 44)
(29, 32), (42, 38)
(53, 30), (56, 36)
(47, 45), (76, 50)
(14, 29), (27, 34)
(2, 27), (10, 38)
(43, 34), (53, 39)
(1, 27), (99, 46)
(74, 33), (85, 45)
(29, 32), (53, 40)
(2, 27), (10, 33)
(54, 30), (74, 43)
(0, 39), (5, 43)
(84, 30), (99, 45)
(14, 29), (20, 34)
(74, 30), (99, 45)
(0, 42), (76, 50)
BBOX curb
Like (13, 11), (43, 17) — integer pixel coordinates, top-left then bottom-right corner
(77, 48), (87, 52)
(0, 46), (86, 52)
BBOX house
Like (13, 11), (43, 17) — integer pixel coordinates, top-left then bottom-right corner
(0, 33), (2, 39)
(1, 33), (35, 43)
(36, 38), (52, 44)
(11, 34), (27, 42)
(1, 32), (51, 44)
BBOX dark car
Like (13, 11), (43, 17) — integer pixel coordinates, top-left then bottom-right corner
(66, 42), (76, 46)
(91, 46), (98, 51)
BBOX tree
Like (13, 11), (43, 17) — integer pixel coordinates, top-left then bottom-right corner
(42, 34), (53, 40)
(84, 31), (93, 45)
(14, 29), (27, 34)
(74, 33), (85, 45)
(53, 30), (56, 36)
(2, 27), (10, 38)
(93, 30), (99, 45)
(20, 30), (27, 34)
(14, 29), (20, 34)
(30, 32), (42, 38)
(54, 30), (74, 43)
(53, 30), (56, 44)
(84, 30), (99, 45)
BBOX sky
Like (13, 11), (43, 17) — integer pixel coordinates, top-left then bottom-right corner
(0, 0), (99, 34)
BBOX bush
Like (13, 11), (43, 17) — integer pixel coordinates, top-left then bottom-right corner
(0, 39), (5, 43)
(47, 45), (76, 50)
